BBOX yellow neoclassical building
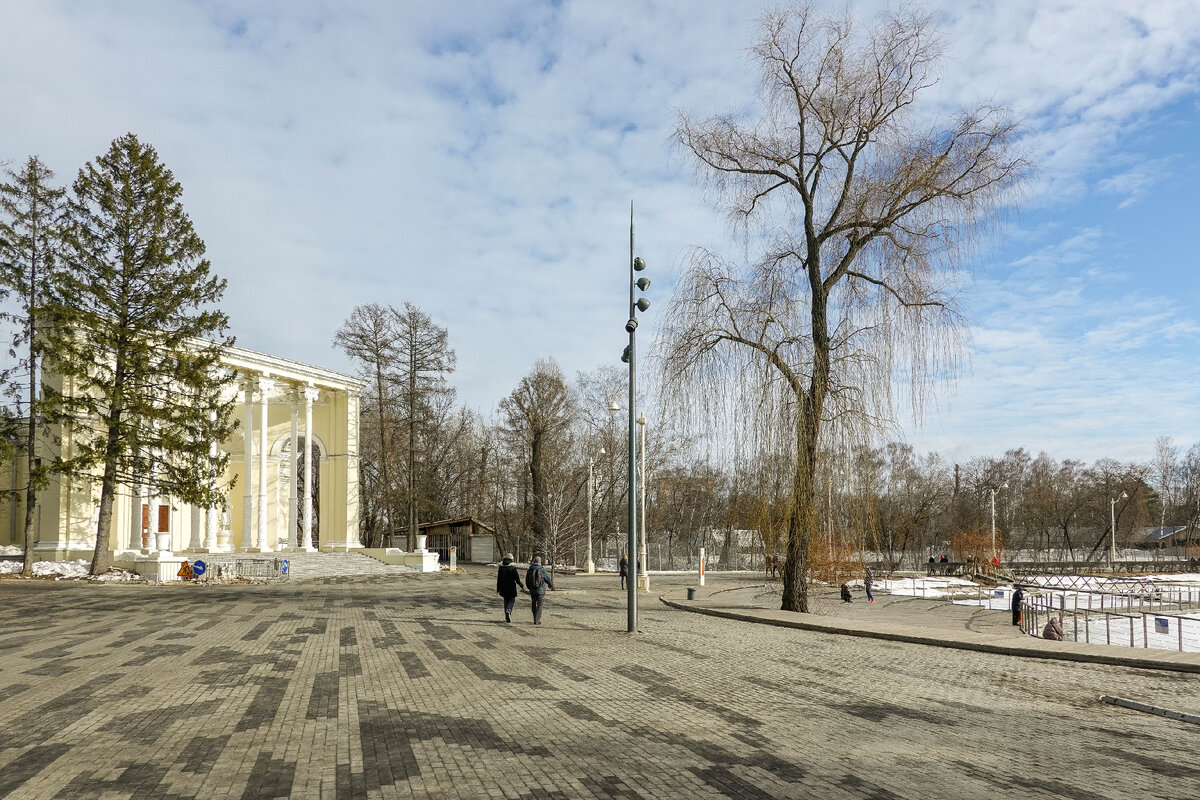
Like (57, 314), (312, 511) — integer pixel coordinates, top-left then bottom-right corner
(2, 344), (365, 561)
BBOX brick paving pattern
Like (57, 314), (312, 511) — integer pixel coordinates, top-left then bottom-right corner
(1, 570), (1197, 799)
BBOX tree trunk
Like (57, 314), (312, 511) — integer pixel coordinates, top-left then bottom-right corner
(21, 296), (37, 577)
(530, 434), (545, 550)
(21, 398), (37, 577)
(781, 408), (819, 612)
(90, 423), (123, 575)
(782, 279), (829, 613)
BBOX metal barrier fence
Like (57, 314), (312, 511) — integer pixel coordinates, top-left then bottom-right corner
(1021, 588), (1200, 653)
(197, 558), (290, 581)
(885, 578), (1200, 652)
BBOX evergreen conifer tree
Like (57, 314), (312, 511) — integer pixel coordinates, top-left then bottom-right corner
(0, 156), (65, 576)
(46, 133), (237, 574)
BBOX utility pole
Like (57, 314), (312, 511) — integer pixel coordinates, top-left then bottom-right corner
(622, 202), (650, 632)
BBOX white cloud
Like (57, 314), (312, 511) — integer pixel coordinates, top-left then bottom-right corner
(3, 0), (1200, 462)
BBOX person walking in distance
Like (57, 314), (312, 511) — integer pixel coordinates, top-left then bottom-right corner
(619, 554), (628, 590)
(526, 555), (554, 625)
(864, 566), (875, 603)
(1011, 585), (1025, 627)
(496, 554), (524, 623)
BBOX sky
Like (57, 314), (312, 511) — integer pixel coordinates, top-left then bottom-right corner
(2, 0), (1199, 466)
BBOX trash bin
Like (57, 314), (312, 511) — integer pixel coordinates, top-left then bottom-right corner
(687, 587), (697, 600)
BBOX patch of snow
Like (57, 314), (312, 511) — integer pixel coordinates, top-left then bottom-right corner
(0, 545), (23, 555)
(0, 558), (142, 582)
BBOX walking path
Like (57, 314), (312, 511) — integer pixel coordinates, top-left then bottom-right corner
(2, 570), (1198, 799)
(663, 581), (1200, 674)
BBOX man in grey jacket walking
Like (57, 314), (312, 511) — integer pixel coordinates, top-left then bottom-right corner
(525, 555), (554, 625)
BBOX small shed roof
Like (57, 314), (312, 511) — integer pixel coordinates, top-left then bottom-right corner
(415, 517), (496, 534)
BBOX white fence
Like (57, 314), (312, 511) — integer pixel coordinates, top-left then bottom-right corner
(878, 576), (1200, 653)
(1021, 590), (1200, 652)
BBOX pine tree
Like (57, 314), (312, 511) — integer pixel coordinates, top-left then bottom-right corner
(45, 133), (237, 574)
(0, 156), (66, 577)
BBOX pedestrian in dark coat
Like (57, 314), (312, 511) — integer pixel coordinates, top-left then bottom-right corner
(1011, 585), (1025, 627)
(496, 554), (524, 623)
(864, 566), (875, 603)
(525, 556), (554, 625)
(840, 583), (853, 603)
(619, 554), (628, 589)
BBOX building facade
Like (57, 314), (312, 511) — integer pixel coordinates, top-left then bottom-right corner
(2, 344), (364, 559)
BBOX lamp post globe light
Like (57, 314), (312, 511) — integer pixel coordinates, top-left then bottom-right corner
(987, 482), (1008, 561)
(1110, 490), (1128, 565)
(622, 202), (650, 633)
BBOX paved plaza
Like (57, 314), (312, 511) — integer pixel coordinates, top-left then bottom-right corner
(1, 569), (1197, 799)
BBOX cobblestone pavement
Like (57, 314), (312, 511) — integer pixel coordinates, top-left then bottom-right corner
(1, 570), (1197, 799)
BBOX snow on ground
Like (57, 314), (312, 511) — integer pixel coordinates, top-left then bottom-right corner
(0, 545), (23, 555)
(0, 556), (142, 581)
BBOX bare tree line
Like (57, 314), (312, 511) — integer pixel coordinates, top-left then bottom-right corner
(332, 295), (1199, 575)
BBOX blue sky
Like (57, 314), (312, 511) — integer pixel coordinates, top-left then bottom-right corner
(2, 0), (1199, 465)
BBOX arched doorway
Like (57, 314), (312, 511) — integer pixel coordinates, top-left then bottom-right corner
(276, 435), (324, 548)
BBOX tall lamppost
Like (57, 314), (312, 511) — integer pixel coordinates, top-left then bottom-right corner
(1110, 490), (1128, 565)
(622, 202), (650, 633)
(586, 447), (604, 574)
(987, 482), (1008, 560)
(636, 414), (649, 591)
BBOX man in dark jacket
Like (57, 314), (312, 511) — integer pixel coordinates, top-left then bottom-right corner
(496, 554), (524, 623)
(525, 555), (554, 625)
(619, 554), (628, 589)
(1011, 585), (1024, 627)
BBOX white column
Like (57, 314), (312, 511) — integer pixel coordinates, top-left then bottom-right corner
(189, 505), (202, 550)
(242, 379), (254, 551)
(218, 501), (233, 550)
(145, 494), (159, 554)
(128, 483), (143, 550)
(257, 376), (275, 551)
(205, 506), (218, 552)
(205, 428), (220, 551)
(302, 386), (318, 550)
(288, 392), (299, 549)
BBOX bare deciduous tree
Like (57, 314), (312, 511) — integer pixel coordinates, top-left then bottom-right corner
(664, 4), (1027, 611)
(394, 303), (456, 549)
(335, 302), (455, 549)
(334, 303), (401, 545)
(500, 358), (574, 557)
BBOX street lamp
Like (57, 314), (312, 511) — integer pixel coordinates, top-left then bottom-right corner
(622, 201), (650, 633)
(586, 448), (605, 574)
(987, 482), (1008, 560)
(1110, 490), (1128, 565)
(636, 414), (649, 591)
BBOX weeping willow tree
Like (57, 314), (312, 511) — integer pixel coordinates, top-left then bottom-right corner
(662, 4), (1028, 612)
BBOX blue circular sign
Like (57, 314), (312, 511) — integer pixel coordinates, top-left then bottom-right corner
(281, 559), (289, 575)
(193, 559), (207, 577)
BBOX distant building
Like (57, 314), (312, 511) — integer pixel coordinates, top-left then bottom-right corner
(416, 518), (496, 563)
(1135, 526), (1200, 552)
